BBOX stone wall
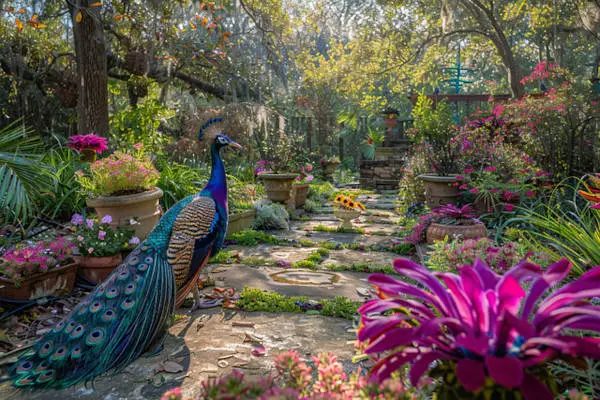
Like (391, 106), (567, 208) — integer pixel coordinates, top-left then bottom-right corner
(359, 115), (412, 191)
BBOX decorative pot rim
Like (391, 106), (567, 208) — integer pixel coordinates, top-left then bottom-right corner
(0, 261), (78, 284)
(229, 209), (257, 220)
(259, 173), (298, 180)
(74, 254), (123, 261)
(293, 183), (310, 188)
(86, 187), (163, 207)
(417, 174), (460, 183)
(334, 208), (362, 215)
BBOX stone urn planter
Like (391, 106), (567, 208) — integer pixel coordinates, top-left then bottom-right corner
(260, 173), (297, 204)
(86, 187), (163, 240)
(334, 208), (361, 229)
(418, 174), (460, 207)
(227, 209), (256, 236)
(322, 161), (340, 179)
(426, 221), (487, 244)
(291, 184), (310, 208)
(0, 262), (78, 301)
(75, 254), (123, 284)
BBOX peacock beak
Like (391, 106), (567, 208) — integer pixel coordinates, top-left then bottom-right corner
(229, 140), (242, 149)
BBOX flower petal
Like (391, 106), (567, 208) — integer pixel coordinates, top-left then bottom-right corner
(456, 358), (486, 392)
(485, 354), (524, 388)
(520, 372), (554, 400)
(370, 349), (419, 382)
(521, 259), (570, 320)
(364, 327), (416, 354)
(409, 352), (442, 386)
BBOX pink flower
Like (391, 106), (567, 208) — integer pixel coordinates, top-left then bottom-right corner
(484, 166), (497, 172)
(463, 167), (474, 174)
(86, 219), (94, 229)
(305, 164), (313, 172)
(134, 142), (143, 150)
(87, 247), (95, 254)
(459, 184), (468, 190)
(526, 190), (536, 198)
(504, 203), (515, 212)
(67, 134), (108, 154)
(470, 188), (479, 194)
(77, 235), (84, 242)
(455, 175), (465, 181)
(306, 175), (314, 183)
(98, 231), (106, 240)
(591, 204), (600, 209)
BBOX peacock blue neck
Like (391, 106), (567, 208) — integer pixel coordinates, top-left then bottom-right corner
(202, 143), (228, 211)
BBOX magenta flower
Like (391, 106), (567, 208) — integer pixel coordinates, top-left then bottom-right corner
(86, 219), (94, 229)
(434, 204), (477, 219)
(484, 166), (497, 172)
(67, 134), (108, 154)
(101, 215), (112, 224)
(359, 258), (600, 399)
(98, 231), (106, 240)
(71, 213), (84, 226)
(305, 175), (314, 183)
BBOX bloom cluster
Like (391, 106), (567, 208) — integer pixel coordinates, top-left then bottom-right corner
(161, 349), (420, 400)
(75, 151), (159, 196)
(0, 238), (75, 285)
(333, 194), (366, 211)
(67, 134), (109, 154)
(71, 213), (138, 257)
(359, 258), (600, 399)
(404, 204), (480, 245)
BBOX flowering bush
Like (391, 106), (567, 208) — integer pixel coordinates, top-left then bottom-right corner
(404, 204), (480, 244)
(66, 134), (109, 154)
(427, 237), (550, 273)
(70, 213), (137, 257)
(359, 258), (600, 399)
(75, 149), (159, 196)
(320, 155), (340, 165)
(0, 237), (75, 286)
(296, 163), (314, 183)
(160, 349), (421, 400)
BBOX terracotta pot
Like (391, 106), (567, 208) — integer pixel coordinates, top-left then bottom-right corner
(0, 262), (78, 301)
(418, 174), (460, 207)
(426, 221), (487, 244)
(334, 208), (361, 229)
(75, 253), (123, 284)
(292, 184), (310, 208)
(86, 187), (163, 240)
(227, 209), (256, 236)
(80, 148), (97, 163)
(260, 174), (297, 203)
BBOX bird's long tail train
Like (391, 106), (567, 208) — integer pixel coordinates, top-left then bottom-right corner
(7, 243), (175, 389)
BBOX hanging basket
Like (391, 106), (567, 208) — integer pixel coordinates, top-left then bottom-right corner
(124, 49), (149, 75)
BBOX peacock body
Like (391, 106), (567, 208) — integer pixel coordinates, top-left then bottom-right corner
(8, 118), (240, 389)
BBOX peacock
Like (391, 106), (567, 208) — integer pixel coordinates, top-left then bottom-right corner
(7, 118), (241, 389)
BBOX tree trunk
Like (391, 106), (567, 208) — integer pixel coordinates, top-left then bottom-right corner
(69, 0), (109, 137)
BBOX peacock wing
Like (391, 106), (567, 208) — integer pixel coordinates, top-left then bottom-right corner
(166, 196), (218, 305)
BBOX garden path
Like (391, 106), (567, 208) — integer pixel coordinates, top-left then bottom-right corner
(4, 193), (407, 400)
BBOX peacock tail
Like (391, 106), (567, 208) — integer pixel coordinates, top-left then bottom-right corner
(9, 241), (176, 389)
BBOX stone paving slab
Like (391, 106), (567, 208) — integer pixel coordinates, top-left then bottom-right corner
(267, 229), (401, 248)
(292, 220), (401, 236)
(226, 244), (315, 264)
(326, 249), (401, 268)
(5, 312), (357, 400)
(210, 264), (373, 302)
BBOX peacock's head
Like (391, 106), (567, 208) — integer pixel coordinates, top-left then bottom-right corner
(198, 117), (242, 151)
(214, 134), (242, 150)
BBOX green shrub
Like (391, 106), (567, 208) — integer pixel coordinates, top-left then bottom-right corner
(303, 198), (318, 213)
(226, 229), (285, 246)
(156, 158), (208, 209)
(307, 181), (335, 204)
(253, 203), (290, 230)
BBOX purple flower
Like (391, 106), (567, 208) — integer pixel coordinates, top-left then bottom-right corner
(71, 213), (84, 226)
(129, 237), (141, 245)
(86, 219), (94, 229)
(305, 175), (314, 183)
(98, 231), (106, 240)
(101, 215), (112, 224)
(434, 204), (477, 219)
(358, 258), (600, 399)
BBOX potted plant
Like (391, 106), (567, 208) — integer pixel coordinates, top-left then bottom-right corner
(227, 182), (260, 235)
(76, 145), (163, 239)
(320, 155), (340, 180)
(405, 204), (487, 245)
(67, 133), (109, 163)
(70, 213), (138, 284)
(411, 93), (460, 206)
(332, 193), (366, 229)
(0, 237), (78, 300)
(291, 163), (314, 209)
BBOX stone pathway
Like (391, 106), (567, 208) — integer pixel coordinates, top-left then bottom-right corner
(1, 192), (406, 400)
